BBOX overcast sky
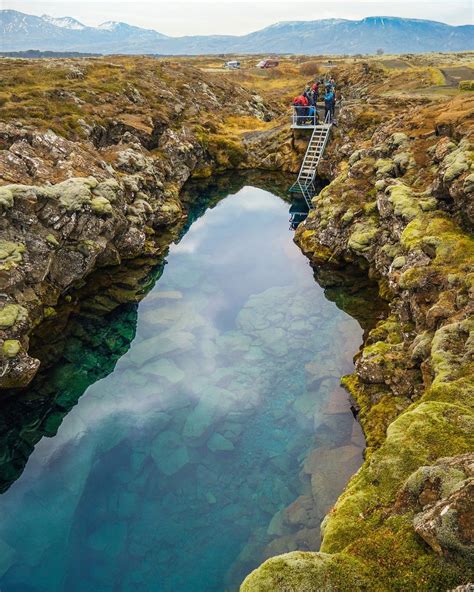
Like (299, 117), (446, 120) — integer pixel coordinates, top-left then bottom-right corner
(5, 0), (473, 35)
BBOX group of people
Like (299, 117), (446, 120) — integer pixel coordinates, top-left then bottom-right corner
(292, 77), (337, 124)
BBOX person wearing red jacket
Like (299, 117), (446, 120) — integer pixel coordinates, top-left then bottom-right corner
(293, 95), (309, 124)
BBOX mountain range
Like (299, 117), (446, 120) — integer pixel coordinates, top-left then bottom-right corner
(1, 10), (473, 55)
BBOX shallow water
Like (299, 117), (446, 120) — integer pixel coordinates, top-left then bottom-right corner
(0, 182), (367, 592)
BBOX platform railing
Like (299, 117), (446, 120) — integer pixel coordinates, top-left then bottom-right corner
(291, 106), (334, 128)
(291, 107), (318, 128)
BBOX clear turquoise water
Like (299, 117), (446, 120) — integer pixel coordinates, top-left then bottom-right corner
(0, 184), (365, 592)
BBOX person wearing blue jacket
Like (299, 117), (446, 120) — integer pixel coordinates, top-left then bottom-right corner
(324, 86), (335, 122)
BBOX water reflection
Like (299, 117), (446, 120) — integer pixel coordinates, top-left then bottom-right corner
(0, 175), (382, 592)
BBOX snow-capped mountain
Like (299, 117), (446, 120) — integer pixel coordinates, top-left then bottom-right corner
(41, 15), (86, 30)
(0, 10), (473, 55)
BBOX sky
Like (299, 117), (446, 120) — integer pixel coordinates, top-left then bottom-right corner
(4, 0), (473, 35)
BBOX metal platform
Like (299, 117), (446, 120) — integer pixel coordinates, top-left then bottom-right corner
(289, 111), (332, 209)
(291, 106), (327, 129)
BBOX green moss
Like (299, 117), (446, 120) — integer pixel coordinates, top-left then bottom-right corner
(389, 132), (409, 148)
(386, 184), (420, 221)
(363, 201), (377, 214)
(393, 151), (413, 172)
(90, 195), (113, 215)
(401, 214), (474, 280)
(403, 464), (467, 504)
(206, 134), (245, 168)
(320, 399), (473, 571)
(295, 229), (334, 263)
(410, 331), (433, 362)
(241, 551), (369, 592)
(463, 173), (474, 193)
(2, 339), (21, 358)
(341, 210), (354, 224)
(191, 165), (213, 178)
(93, 179), (120, 203)
(38, 177), (98, 211)
(349, 149), (364, 165)
(0, 241), (26, 269)
(0, 187), (14, 209)
(391, 255), (406, 269)
(375, 158), (396, 177)
(348, 220), (379, 253)
(46, 234), (60, 247)
(0, 304), (26, 328)
(368, 316), (404, 345)
(427, 319), (474, 406)
(43, 306), (57, 319)
(443, 149), (471, 183)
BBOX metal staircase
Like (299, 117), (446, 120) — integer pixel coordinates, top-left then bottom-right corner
(289, 111), (332, 209)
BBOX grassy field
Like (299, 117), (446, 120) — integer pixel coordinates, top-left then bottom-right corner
(0, 51), (472, 142)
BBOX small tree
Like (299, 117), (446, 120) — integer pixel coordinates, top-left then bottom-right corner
(376, 48), (384, 55)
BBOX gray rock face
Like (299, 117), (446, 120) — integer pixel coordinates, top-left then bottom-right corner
(0, 76), (279, 389)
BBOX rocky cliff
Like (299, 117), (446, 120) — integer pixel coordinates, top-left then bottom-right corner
(242, 63), (474, 590)
(0, 56), (281, 388)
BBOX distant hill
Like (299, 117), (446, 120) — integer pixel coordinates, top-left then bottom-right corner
(0, 50), (101, 58)
(1, 10), (473, 55)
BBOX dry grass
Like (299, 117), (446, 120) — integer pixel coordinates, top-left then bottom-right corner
(1, 52), (472, 140)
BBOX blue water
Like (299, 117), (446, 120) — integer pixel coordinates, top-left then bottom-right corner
(0, 184), (365, 591)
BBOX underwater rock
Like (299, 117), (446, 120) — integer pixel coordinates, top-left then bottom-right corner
(0, 539), (15, 578)
(207, 432), (235, 452)
(143, 358), (185, 384)
(151, 430), (189, 476)
(129, 331), (196, 365)
(87, 521), (128, 554)
(182, 393), (225, 440)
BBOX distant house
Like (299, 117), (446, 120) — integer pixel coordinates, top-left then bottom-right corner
(256, 59), (279, 69)
(223, 61), (241, 69)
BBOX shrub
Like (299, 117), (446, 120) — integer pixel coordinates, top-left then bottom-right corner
(299, 61), (321, 76)
(459, 80), (474, 91)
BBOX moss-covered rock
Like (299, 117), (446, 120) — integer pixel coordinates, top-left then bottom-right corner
(46, 234), (60, 247)
(0, 304), (27, 328)
(93, 179), (120, 202)
(391, 255), (406, 269)
(413, 480), (473, 560)
(0, 241), (26, 269)
(386, 183), (420, 221)
(389, 132), (409, 149)
(241, 551), (369, 592)
(393, 151), (414, 174)
(2, 339), (21, 358)
(90, 195), (113, 215)
(0, 187), (14, 209)
(375, 158), (396, 178)
(442, 148), (472, 183)
(348, 220), (379, 253)
(39, 176), (99, 211)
